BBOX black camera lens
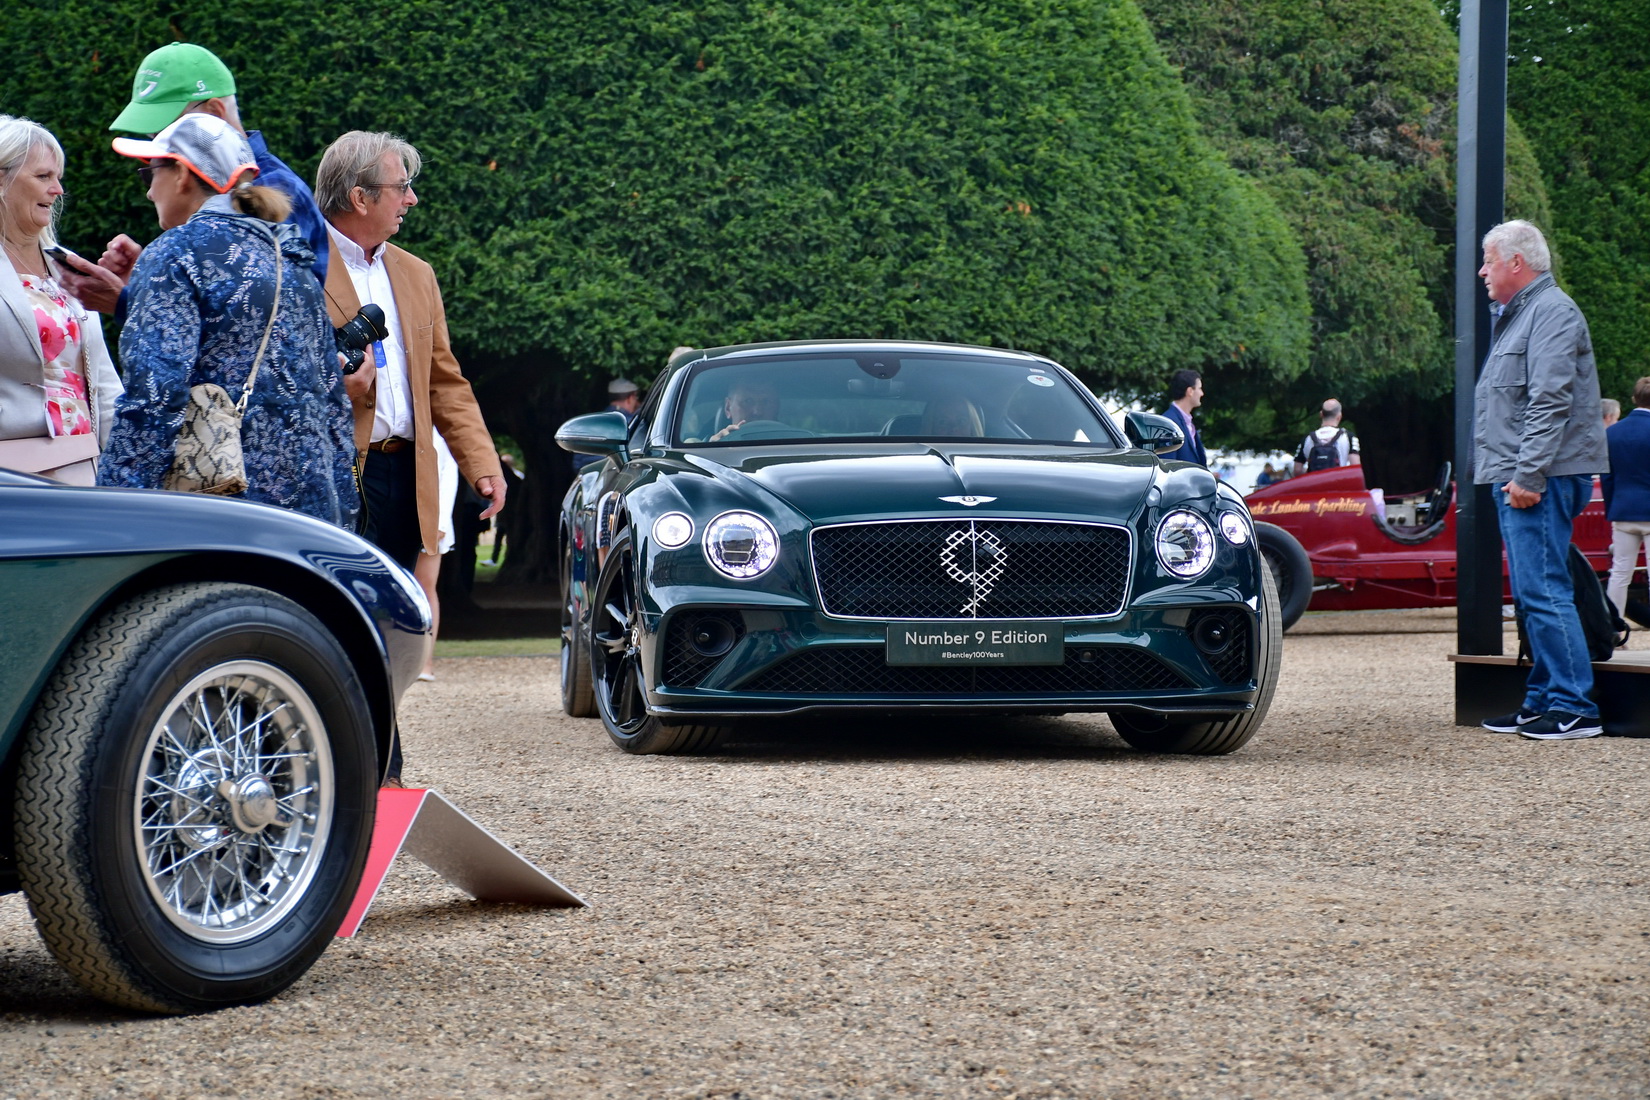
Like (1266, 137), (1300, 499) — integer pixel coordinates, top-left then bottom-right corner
(335, 304), (389, 375)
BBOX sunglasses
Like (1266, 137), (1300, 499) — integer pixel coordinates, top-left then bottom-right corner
(136, 162), (177, 186)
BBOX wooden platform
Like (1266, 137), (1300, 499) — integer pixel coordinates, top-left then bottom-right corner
(1450, 650), (1650, 736)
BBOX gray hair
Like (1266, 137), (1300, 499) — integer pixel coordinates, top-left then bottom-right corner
(1483, 219), (1552, 273)
(315, 131), (422, 216)
(0, 115), (64, 246)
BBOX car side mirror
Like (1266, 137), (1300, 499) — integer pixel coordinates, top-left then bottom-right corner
(1124, 411), (1185, 455)
(556, 410), (631, 460)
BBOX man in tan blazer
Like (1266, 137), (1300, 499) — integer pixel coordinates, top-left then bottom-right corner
(315, 131), (505, 571)
(316, 132), (504, 784)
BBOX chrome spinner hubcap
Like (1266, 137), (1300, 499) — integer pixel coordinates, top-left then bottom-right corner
(134, 661), (334, 944)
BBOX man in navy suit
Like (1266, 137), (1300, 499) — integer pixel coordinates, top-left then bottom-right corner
(1603, 376), (1650, 623)
(1160, 369), (1207, 466)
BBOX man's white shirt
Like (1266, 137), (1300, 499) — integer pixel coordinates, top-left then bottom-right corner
(1298, 425), (1359, 467)
(326, 221), (414, 441)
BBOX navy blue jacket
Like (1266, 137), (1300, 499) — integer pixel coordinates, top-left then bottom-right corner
(100, 199), (357, 527)
(1159, 402), (1207, 466)
(1602, 407), (1650, 521)
(113, 131), (328, 325)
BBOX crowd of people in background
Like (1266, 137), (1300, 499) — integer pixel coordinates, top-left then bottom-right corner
(1, 42), (517, 785)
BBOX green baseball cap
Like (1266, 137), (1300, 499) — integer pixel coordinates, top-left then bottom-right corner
(110, 43), (236, 134)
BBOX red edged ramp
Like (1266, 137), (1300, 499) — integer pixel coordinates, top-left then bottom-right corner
(337, 788), (587, 938)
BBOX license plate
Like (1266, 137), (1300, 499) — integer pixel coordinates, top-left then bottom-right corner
(886, 621), (1064, 666)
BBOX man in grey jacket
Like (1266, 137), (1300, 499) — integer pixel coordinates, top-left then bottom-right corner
(1474, 220), (1610, 740)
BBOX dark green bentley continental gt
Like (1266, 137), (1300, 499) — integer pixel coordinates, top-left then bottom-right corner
(557, 341), (1280, 756)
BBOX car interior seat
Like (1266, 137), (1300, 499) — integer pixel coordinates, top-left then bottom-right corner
(881, 413), (923, 436)
(1424, 461), (1453, 522)
(1369, 460), (1452, 545)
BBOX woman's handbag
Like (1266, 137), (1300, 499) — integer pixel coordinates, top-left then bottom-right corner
(163, 243), (282, 495)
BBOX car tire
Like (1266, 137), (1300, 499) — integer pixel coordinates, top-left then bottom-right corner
(1254, 521), (1312, 631)
(559, 537), (595, 718)
(589, 529), (727, 754)
(13, 583), (376, 1014)
(1112, 565), (1284, 755)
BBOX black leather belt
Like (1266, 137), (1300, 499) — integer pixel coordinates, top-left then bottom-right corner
(368, 437), (412, 453)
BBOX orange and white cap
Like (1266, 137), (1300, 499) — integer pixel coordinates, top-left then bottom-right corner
(112, 113), (257, 194)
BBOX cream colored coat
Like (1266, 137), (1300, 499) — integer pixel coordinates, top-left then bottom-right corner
(323, 242), (501, 555)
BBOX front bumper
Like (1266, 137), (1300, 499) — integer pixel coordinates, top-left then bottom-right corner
(638, 601), (1263, 719)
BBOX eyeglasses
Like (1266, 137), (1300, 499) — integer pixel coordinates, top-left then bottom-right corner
(136, 162), (176, 187)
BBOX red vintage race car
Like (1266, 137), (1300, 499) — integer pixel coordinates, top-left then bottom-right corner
(1244, 463), (1618, 630)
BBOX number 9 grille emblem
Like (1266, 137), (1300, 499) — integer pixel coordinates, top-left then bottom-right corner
(940, 526), (1007, 615)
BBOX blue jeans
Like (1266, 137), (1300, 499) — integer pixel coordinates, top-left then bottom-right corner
(1494, 474), (1597, 717)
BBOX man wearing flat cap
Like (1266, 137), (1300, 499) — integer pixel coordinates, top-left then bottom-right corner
(572, 378), (641, 471)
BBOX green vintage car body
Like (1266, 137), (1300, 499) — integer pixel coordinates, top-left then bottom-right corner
(557, 341), (1280, 755)
(0, 473), (430, 1013)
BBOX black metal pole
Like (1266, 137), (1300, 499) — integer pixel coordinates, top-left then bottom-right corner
(1455, 0), (1509, 658)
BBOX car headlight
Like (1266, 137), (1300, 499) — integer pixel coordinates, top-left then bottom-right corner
(1219, 511), (1251, 546)
(653, 512), (694, 549)
(704, 511), (779, 579)
(1156, 510), (1215, 578)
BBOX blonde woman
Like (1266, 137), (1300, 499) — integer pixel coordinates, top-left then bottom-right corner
(0, 116), (122, 483)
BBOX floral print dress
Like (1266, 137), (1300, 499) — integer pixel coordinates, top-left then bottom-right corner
(99, 198), (358, 528)
(19, 272), (95, 438)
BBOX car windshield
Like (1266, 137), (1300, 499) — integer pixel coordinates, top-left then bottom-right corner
(673, 352), (1121, 447)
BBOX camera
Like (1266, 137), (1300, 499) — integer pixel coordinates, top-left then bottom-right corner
(335, 304), (389, 375)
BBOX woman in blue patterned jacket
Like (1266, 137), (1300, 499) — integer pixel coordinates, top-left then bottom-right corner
(98, 113), (357, 527)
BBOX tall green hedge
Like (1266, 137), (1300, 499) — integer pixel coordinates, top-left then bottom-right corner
(1503, 0), (1650, 404)
(3, 1), (1313, 578)
(1139, 0), (1551, 488)
(4, 1), (1308, 391)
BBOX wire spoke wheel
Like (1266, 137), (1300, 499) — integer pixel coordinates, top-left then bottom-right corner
(15, 583), (375, 1013)
(136, 661), (333, 943)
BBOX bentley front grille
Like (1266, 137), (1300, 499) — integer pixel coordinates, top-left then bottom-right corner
(811, 520), (1131, 619)
(737, 645), (1188, 695)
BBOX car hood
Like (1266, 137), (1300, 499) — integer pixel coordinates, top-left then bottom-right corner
(685, 445), (1161, 525)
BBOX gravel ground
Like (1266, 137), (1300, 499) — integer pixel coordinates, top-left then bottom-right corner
(3, 610), (1647, 1099)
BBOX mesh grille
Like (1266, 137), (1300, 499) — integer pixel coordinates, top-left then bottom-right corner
(811, 520), (1131, 619)
(1197, 611), (1253, 685)
(738, 646), (1188, 695)
(661, 612), (746, 688)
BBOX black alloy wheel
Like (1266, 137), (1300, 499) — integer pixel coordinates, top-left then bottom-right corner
(559, 533), (595, 718)
(588, 529), (726, 754)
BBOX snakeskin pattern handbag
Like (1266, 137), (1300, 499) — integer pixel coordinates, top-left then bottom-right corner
(163, 243), (282, 495)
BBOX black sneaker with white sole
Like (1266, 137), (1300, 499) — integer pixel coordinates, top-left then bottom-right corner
(1481, 709), (1542, 733)
(1518, 712), (1604, 740)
